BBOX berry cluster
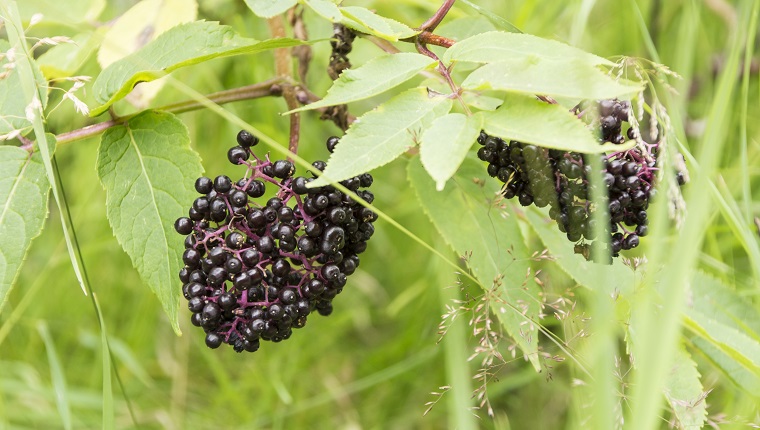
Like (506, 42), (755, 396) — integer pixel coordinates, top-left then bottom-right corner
(478, 99), (670, 260)
(174, 132), (377, 352)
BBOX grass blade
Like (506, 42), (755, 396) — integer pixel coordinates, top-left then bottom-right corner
(36, 321), (72, 430)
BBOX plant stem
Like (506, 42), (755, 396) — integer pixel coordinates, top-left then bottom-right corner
(415, 39), (470, 115)
(53, 78), (286, 146)
(416, 31), (455, 48)
(268, 15), (301, 158)
(419, 0), (456, 32)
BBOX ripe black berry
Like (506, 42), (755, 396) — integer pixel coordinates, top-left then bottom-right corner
(237, 130), (258, 147)
(476, 98), (684, 261)
(175, 132), (378, 352)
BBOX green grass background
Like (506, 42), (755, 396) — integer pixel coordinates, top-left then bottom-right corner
(2, 0), (759, 428)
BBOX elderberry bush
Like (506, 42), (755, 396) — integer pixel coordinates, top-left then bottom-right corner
(174, 131), (377, 352)
(478, 99), (673, 260)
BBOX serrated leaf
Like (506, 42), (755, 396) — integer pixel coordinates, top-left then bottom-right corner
(482, 94), (631, 153)
(303, 0), (342, 21)
(0, 140), (53, 312)
(687, 272), (760, 397)
(420, 113), (482, 191)
(309, 88), (452, 187)
(664, 347), (708, 430)
(684, 311), (760, 380)
(692, 337), (760, 397)
(340, 6), (418, 41)
(37, 30), (103, 79)
(0, 39), (48, 136)
(443, 31), (611, 66)
(690, 272), (760, 338)
(408, 156), (541, 371)
(97, 111), (203, 334)
(90, 21), (307, 116)
(244, 0), (297, 18)
(18, 0), (104, 23)
(523, 206), (633, 291)
(462, 58), (642, 101)
(287, 53), (436, 113)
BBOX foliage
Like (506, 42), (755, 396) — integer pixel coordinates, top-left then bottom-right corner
(0, 0), (758, 429)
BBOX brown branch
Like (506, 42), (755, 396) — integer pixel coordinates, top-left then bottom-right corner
(288, 6), (312, 84)
(54, 78), (285, 146)
(268, 15), (301, 158)
(418, 0), (456, 32)
(416, 31), (455, 48)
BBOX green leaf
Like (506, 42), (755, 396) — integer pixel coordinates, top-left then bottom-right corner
(244, 0), (297, 17)
(97, 111), (203, 334)
(420, 113), (482, 191)
(522, 206), (633, 291)
(461, 92), (502, 111)
(683, 312), (760, 384)
(96, 0), (197, 109)
(455, 1), (523, 33)
(462, 58), (642, 101)
(408, 156), (541, 371)
(690, 272), (760, 338)
(309, 88), (452, 188)
(301, 3), (417, 41)
(482, 94), (631, 153)
(0, 142), (52, 312)
(287, 53), (436, 113)
(436, 16), (498, 42)
(37, 30), (103, 79)
(340, 6), (418, 41)
(664, 347), (708, 430)
(18, 0), (104, 23)
(692, 337), (760, 397)
(303, 0), (342, 21)
(443, 31), (611, 66)
(0, 39), (48, 136)
(687, 272), (760, 397)
(97, 0), (197, 69)
(90, 21), (307, 116)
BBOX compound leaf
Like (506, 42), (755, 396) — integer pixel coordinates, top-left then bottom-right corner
(443, 31), (611, 66)
(244, 0), (297, 18)
(309, 87), (452, 187)
(90, 21), (306, 116)
(287, 53), (436, 113)
(0, 140), (53, 312)
(482, 94), (631, 154)
(664, 347), (708, 430)
(97, 111), (203, 334)
(420, 112), (482, 191)
(408, 156), (541, 371)
(462, 58), (642, 101)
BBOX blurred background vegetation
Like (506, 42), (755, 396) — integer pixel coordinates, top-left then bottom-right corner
(1, 0), (758, 428)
